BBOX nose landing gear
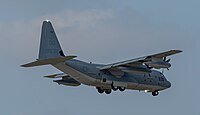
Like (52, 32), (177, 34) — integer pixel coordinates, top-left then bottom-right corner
(152, 91), (159, 96)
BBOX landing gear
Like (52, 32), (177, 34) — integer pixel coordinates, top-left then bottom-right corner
(97, 87), (104, 94)
(96, 86), (126, 94)
(96, 87), (112, 94)
(152, 91), (159, 96)
(119, 87), (125, 92)
(105, 89), (112, 94)
(111, 85), (118, 91)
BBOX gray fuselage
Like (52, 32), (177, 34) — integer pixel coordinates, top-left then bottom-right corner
(53, 59), (171, 92)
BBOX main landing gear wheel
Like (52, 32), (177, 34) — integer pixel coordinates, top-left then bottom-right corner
(152, 91), (159, 96)
(118, 87), (125, 92)
(105, 89), (112, 94)
(112, 85), (118, 91)
(97, 87), (104, 94)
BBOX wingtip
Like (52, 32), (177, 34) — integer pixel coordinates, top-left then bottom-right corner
(20, 65), (27, 67)
(174, 50), (183, 53)
(72, 55), (77, 58)
(20, 64), (30, 67)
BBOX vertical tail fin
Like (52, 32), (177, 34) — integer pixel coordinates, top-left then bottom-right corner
(39, 20), (65, 60)
(21, 20), (77, 67)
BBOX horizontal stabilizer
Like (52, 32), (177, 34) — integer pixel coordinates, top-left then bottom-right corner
(21, 56), (76, 67)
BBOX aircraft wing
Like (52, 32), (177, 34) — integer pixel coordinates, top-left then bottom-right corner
(99, 50), (182, 71)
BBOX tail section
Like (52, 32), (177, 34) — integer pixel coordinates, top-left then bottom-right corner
(21, 20), (77, 67)
(39, 20), (65, 60)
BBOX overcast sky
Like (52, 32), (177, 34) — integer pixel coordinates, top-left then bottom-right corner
(0, 0), (199, 115)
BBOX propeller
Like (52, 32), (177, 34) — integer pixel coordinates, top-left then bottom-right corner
(163, 57), (171, 62)
(166, 58), (171, 63)
(145, 57), (171, 73)
(162, 57), (171, 74)
(162, 68), (170, 74)
(144, 63), (153, 69)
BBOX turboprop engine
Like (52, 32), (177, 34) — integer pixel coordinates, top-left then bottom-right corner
(144, 61), (171, 69)
(144, 57), (171, 69)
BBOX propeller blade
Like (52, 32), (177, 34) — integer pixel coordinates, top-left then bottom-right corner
(163, 57), (166, 61)
(166, 58), (171, 62)
(145, 64), (153, 69)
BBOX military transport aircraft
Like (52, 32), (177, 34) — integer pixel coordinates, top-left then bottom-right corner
(21, 20), (182, 96)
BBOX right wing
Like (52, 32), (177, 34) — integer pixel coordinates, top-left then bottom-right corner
(100, 50), (182, 70)
(99, 50), (182, 76)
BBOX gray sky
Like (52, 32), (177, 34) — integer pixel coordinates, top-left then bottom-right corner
(0, 0), (199, 115)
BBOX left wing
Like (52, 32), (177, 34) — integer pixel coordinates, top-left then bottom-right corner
(99, 50), (182, 75)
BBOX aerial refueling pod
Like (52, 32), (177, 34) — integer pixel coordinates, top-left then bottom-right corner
(44, 73), (81, 86)
(53, 78), (81, 86)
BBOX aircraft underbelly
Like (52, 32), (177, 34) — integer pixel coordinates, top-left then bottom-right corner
(53, 63), (96, 85)
(130, 84), (166, 91)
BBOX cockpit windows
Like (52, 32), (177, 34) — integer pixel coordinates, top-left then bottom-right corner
(159, 77), (165, 81)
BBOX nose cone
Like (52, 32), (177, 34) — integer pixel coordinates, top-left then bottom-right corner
(166, 81), (171, 88)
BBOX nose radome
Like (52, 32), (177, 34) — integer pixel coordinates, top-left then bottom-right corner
(166, 81), (171, 88)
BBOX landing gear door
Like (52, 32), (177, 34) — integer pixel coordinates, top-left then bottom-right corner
(101, 77), (112, 85)
(113, 81), (127, 88)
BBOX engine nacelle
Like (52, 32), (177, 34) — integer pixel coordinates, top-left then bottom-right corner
(144, 61), (171, 69)
(118, 66), (152, 74)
